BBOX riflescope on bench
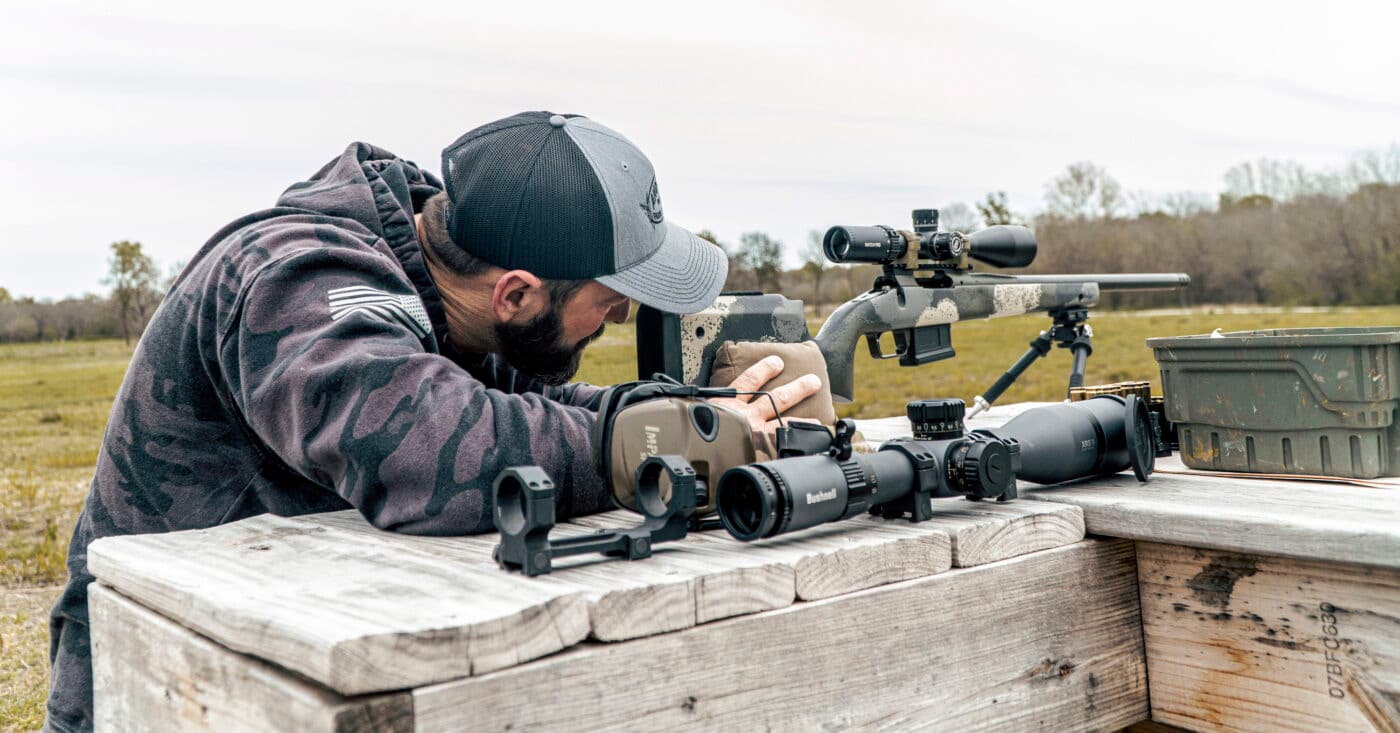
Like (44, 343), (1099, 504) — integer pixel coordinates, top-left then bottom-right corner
(493, 455), (698, 575)
(716, 396), (1154, 542)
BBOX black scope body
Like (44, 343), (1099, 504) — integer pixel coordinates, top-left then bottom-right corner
(822, 209), (1037, 269)
(978, 394), (1155, 485)
(715, 395), (1153, 542)
(717, 431), (1019, 542)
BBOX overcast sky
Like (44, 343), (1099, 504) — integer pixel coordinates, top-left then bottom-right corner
(4, 0), (1399, 299)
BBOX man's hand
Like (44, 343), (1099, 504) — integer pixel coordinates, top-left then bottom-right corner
(709, 355), (824, 438)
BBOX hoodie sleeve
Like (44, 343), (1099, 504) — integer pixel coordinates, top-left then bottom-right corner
(217, 246), (615, 535)
(464, 355), (606, 410)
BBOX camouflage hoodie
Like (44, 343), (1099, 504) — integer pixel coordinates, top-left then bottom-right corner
(45, 143), (615, 732)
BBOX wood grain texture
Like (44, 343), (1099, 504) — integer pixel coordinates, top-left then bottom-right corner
(87, 514), (591, 695)
(307, 508), (953, 634)
(570, 509), (954, 603)
(89, 583), (411, 733)
(1023, 467), (1400, 570)
(413, 539), (1149, 732)
(919, 500), (1085, 568)
(1137, 541), (1400, 732)
(298, 510), (715, 642)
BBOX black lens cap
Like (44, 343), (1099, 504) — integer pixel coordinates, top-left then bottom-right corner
(962, 439), (1015, 499)
(1124, 395), (1155, 483)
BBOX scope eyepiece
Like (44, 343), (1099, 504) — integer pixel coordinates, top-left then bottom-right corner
(823, 225), (908, 264)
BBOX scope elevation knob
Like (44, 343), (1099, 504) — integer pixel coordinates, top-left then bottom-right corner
(907, 399), (966, 440)
(960, 439), (1016, 501)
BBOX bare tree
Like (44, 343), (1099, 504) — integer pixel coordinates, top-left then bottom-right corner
(799, 230), (828, 315)
(1044, 161), (1123, 220)
(1224, 158), (1339, 202)
(1347, 145), (1400, 186)
(738, 231), (784, 293)
(104, 240), (161, 344)
(975, 191), (1019, 225)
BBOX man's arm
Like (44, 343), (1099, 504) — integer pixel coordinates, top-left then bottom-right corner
(217, 246), (613, 535)
(464, 354), (606, 410)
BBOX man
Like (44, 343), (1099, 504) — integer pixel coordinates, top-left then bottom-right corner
(45, 111), (820, 731)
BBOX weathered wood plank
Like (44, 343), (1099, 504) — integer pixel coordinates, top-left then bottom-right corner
(308, 508), (953, 634)
(413, 539), (1149, 732)
(298, 509), (721, 640)
(1024, 468), (1400, 570)
(1137, 541), (1400, 732)
(569, 509), (953, 603)
(89, 583), (412, 732)
(920, 499), (1085, 568)
(87, 514), (591, 695)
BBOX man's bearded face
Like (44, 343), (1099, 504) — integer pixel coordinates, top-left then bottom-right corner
(494, 298), (605, 385)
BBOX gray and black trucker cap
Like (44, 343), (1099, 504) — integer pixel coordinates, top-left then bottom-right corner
(440, 111), (726, 314)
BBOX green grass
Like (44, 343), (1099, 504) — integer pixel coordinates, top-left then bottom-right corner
(5, 306), (1400, 729)
(577, 305), (1400, 419)
(0, 339), (134, 731)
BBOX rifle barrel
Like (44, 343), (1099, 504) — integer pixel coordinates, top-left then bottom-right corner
(953, 273), (1190, 290)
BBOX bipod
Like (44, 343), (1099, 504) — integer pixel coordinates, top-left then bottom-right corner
(967, 308), (1093, 418)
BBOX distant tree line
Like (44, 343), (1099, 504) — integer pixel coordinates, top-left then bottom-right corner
(1030, 147), (1400, 308)
(0, 241), (171, 344)
(701, 144), (1400, 312)
(6, 145), (1398, 343)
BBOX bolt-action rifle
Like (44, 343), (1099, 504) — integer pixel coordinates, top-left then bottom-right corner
(637, 208), (1189, 415)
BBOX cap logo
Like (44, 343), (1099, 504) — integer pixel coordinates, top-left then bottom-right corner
(640, 179), (664, 224)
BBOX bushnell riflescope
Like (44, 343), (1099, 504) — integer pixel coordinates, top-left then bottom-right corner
(716, 395), (1154, 542)
(822, 209), (1038, 269)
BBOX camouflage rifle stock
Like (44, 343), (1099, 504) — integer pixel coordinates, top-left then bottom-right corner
(636, 208), (1190, 404)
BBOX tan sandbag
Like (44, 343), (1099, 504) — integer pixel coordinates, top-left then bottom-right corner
(708, 340), (837, 425)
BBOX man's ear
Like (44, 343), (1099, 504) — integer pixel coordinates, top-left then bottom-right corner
(491, 270), (547, 323)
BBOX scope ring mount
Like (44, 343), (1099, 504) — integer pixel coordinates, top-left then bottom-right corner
(493, 455), (698, 576)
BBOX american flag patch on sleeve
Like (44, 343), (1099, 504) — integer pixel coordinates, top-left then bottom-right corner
(327, 286), (433, 339)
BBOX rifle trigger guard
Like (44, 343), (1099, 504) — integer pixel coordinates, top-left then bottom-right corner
(865, 332), (904, 360)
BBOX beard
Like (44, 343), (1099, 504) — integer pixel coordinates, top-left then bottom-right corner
(495, 304), (606, 386)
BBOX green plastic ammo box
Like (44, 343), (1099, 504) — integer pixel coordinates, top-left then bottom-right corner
(1147, 327), (1400, 478)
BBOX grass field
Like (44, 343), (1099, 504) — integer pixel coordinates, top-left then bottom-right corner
(4, 306), (1400, 729)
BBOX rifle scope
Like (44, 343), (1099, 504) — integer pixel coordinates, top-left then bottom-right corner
(716, 395), (1152, 542)
(717, 399), (1019, 541)
(822, 209), (1038, 269)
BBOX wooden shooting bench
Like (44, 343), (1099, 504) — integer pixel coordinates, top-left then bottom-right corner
(86, 404), (1400, 732)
